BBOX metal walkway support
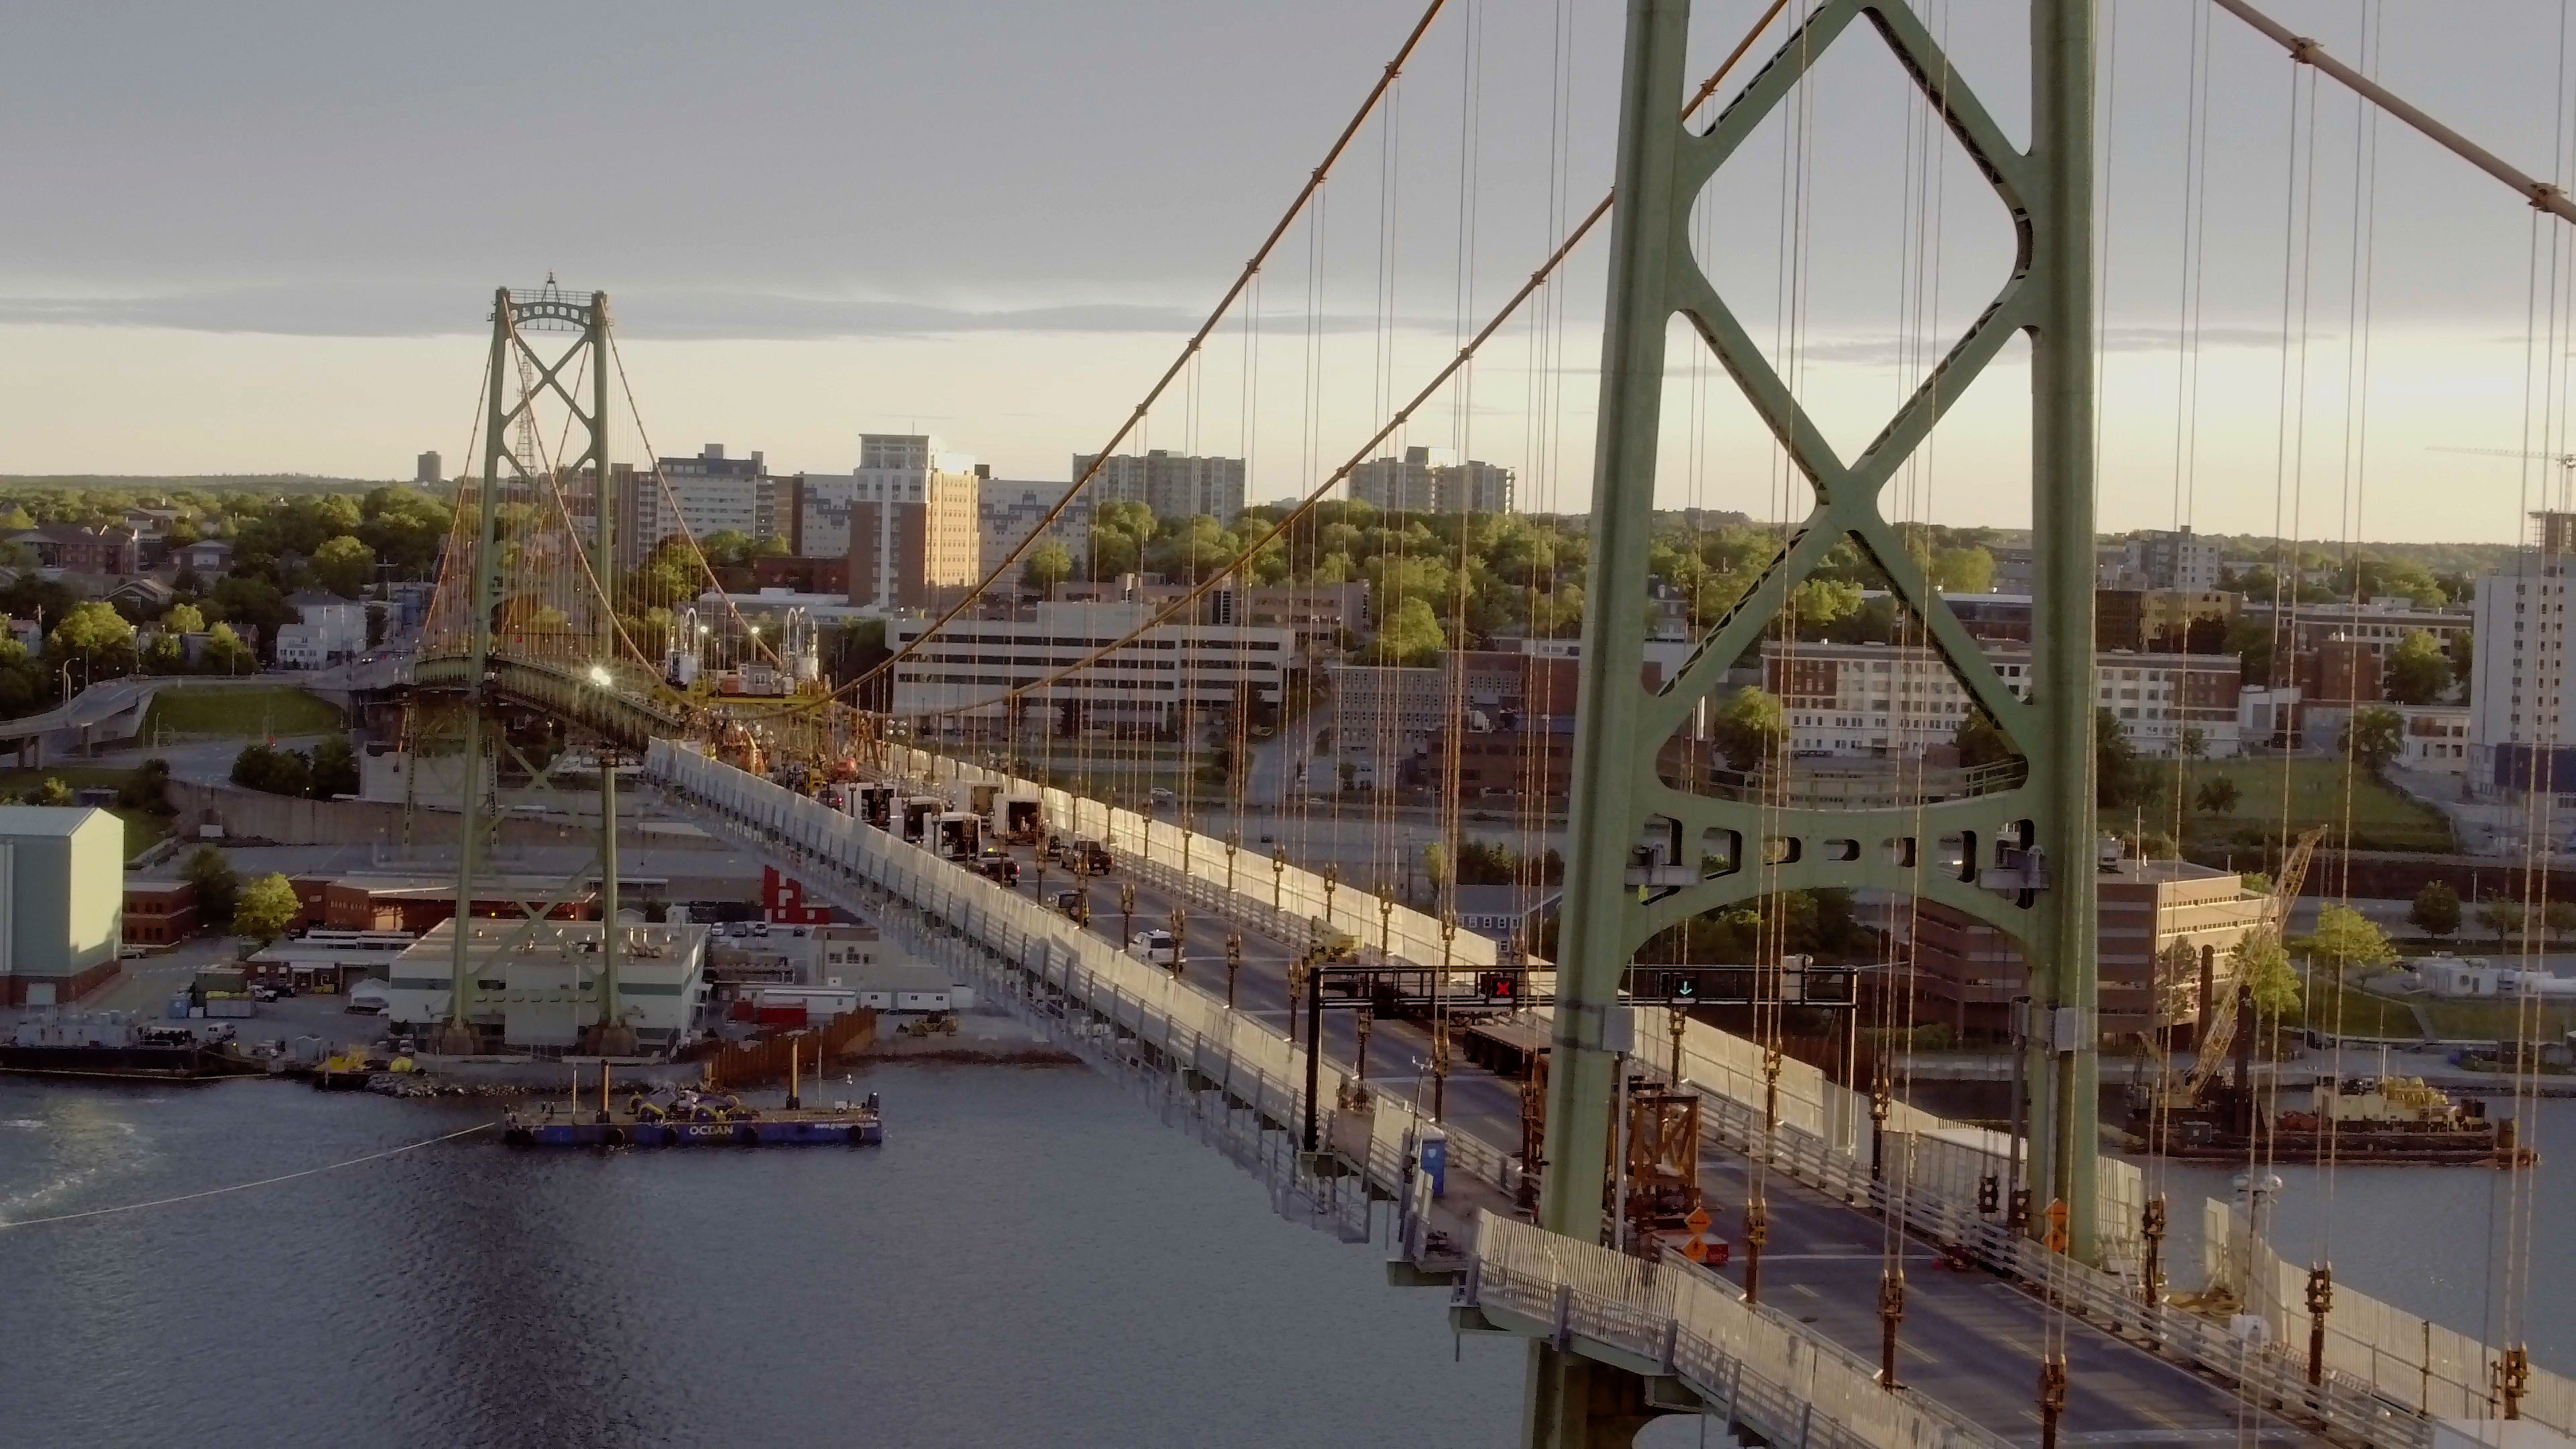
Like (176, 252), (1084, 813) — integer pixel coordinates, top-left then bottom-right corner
(1540, 0), (2098, 1435)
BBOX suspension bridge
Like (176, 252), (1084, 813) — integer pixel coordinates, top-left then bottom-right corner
(370, 1), (2576, 1444)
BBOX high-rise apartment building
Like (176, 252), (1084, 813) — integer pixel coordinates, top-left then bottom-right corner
(2470, 516), (2576, 800)
(622, 444), (798, 566)
(978, 474), (1093, 580)
(1072, 449), (1245, 524)
(2100, 527), (2222, 592)
(845, 434), (980, 610)
(1346, 445), (1514, 514)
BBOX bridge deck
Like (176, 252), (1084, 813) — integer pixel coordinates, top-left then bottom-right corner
(642, 746), (2386, 1447)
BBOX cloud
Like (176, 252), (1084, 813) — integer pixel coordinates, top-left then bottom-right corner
(1762, 323), (2295, 368)
(0, 282), (1466, 341)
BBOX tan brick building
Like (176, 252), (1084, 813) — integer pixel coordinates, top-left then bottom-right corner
(1886, 856), (2267, 1041)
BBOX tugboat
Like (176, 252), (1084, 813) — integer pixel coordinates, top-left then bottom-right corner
(502, 1085), (885, 1148)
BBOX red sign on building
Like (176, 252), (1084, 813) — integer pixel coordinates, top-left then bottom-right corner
(763, 866), (834, 924)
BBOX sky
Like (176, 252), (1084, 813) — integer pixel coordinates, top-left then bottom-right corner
(3, 0), (2575, 544)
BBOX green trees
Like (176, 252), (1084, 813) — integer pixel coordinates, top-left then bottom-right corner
(1022, 539), (1075, 595)
(2094, 708), (2161, 812)
(310, 535), (376, 598)
(1929, 545), (1994, 593)
(2224, 616), (2275, 684)
(698, 530), (754, 568)
(209, 577), (295, 657)
(231, 873), (300, 945)
(2231, 931), (2301, 1023)
(2408, 881), (2461, 939)
(231, 743), (315, 798)
(119, 757), (172, 812)
(34, 777), (71, 807)
(2343, 706), (2405, 777)
(184, 847), (239, 928)
(2383, 630), (2452, 704)
(2479, 898), (2521, 947)
(233, 739), (358, 798)
(1954, 712), (2013, 769)
(2308, 904), (2396, 978)
(357, 486), (453, 579)
(0, 638), (48, 714)
(311, 737), (360, 797)
(2194, 775), (2240, 820)
(1146, 517), (1240, 583)
(50, 600), (136, 680)
(201, 623), (254, 676)
(1087, 500), (1155, 581)
(1712, 688), (1787, 771)
(1364, 597), (1446, 666)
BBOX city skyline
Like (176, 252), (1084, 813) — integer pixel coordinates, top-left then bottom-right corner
(7, 0), (2576, 544)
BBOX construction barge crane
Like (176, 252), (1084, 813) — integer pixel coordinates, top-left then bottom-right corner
(2127, 828), (2534, 1167)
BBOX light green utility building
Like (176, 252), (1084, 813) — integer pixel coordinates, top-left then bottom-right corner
(0, 806), (125, 1007)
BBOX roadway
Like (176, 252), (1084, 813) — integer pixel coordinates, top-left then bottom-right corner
(663, 777), (2323, 1444)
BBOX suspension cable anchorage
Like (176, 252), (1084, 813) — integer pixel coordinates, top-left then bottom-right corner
(2534, 182), (2570, 213)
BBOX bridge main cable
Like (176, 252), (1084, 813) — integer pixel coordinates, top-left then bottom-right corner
(2212, 0), (2576, 225)
(869, 0), (1792, 725)
(843, 0), (1456, 702)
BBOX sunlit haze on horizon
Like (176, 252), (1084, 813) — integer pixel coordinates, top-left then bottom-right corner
(3, 0), (2573, 543)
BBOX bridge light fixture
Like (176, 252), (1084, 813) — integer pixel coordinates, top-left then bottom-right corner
(588, 664), (612, 687)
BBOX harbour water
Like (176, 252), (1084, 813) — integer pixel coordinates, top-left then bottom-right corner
(7, 1059), (2567, 1448)
(0, 1064), (1537, 1449)
(1905, 1082), (2576, 1371)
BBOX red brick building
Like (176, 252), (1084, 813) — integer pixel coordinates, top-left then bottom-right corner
(750, 555), (848, 595)
(123, 880), (199, 947)
(12, 523), (140, 576)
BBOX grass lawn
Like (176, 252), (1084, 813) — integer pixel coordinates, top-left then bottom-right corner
(2419, 996), (2576, 1042)
(2293, 970), (2424, 1038)
(140, 686), (343, 741)
(2182, 757), (2455, 853)
(0, 765), (170, 859)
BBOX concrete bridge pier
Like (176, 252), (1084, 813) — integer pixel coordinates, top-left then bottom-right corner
(1521, 1344), (1699, 1448)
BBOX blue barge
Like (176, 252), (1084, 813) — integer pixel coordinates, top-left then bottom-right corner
(502, 1089), (884, 1148)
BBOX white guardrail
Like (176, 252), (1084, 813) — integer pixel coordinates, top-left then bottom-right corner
(1468, 1212), (2007, 1449)
(666, 743), (2478, 1448)
(653, 740), (2032, 1449)
(649, 740), (1522, 1230)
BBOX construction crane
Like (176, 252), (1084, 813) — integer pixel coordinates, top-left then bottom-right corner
(2178, 825), (2328, 1105)
(2428, 444), (2576, 471)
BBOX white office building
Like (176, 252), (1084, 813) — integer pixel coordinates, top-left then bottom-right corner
(2100, 527), (2223, 592)
(1073, 449), (1245, 524)
(625, 445), (797, 563)
(888, 600), (1291, 736)
(2469, 525), (2576, 799)
(382, 918), (710, 1051)
(1762, 640), (2245, 759)
(979, 478), (1093, 577)
(1347, 445), (1515, 515)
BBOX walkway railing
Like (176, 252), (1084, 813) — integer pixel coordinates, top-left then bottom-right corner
(673, 741), (2481, 1447)
(655, 739), (2055, 1448)
(648, 739), (1523, 1244)
(1468, 1212), (2008, 1449)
